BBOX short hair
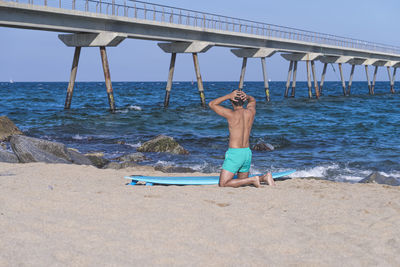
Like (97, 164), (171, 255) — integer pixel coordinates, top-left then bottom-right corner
(231, 89), (245, 106)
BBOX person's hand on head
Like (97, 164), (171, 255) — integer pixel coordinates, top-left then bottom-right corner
(238, 91), (247, 101)
(229, 90), (240, 101)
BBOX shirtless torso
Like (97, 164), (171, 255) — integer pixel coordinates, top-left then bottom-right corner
(209, 90), (274, 187)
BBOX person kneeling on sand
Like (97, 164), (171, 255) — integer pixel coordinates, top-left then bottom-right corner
(209, 90), (275, 187)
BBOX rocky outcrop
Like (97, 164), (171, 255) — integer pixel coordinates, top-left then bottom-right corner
(103, 161), (138, 169)
(10, 135), (72, 163)
(154, 165), (196, 173)
(68, 148), (93, 165)
(0, 116), (23, 141)
(137, 135), (189, 155)
(85, 152), (110, 168)
(359, 172), (400, 186)
(116, 152), (147, 162)
(9, 135), (92, 165)
(252, 142), (274, 151)
(0, 148), (19, 163)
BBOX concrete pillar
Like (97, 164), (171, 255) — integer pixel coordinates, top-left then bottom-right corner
(284, 60), (293, 97)
(64, 46), (81, 109)
(387, 66), (394, 94)
(231, 48), (276, 100)
(261, 57), (270, 101)
(392, 68), (397, 94)
(306, 60), (312, 98)
(311, 60), (320, 99)
(192, 53), (206, 107)
(59, 32), (126, 112)
(291, 61), (297, 97)
(238, 57), (247, 91)
(164, 53), (177, 107)
(347, 64), (355, 95)
(365, 65), (372, 95)
(372, 66), (379, 95)
(338, 63), (346, 96)
(99, 46), (116, 113)
(319, 63), (327, 94)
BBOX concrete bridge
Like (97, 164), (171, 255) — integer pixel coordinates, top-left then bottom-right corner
(1, 0), (399, 111)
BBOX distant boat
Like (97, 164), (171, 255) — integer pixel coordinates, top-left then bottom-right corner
(9, 79), (14, 83)
(191, 79), (194, 85)
(268, 79), (272, 82)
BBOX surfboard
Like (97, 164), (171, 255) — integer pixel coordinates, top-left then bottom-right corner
(124, 170), (296, 186)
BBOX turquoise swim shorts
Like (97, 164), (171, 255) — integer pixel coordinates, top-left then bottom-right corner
(222, 147), (252, 174)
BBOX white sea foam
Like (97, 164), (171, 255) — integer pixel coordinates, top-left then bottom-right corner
(290, 164), (340, 178)
(72, 134), (86, 140)
(155, 160), (174, 166)
(125, 142), (141, 148)
(129, 105), (142, 111)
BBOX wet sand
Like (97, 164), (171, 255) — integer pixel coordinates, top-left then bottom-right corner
(1, 162), (399, 266)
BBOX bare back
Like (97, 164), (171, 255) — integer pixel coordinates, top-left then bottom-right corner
(227, 108), (255, 148)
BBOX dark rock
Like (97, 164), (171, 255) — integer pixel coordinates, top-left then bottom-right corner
(359, 172), (400, 186)
(0, 148), (19, 163)
(0, 142), (7, 150)
(251, 142), (274, 151)
(154, 165), (196, 173)
(84, 152), (110, 168)
(137, 135), (189, 155)
(68, 148), (93, 165)
(116, 152), (147, 162)
(0, 116), (23, 141)
(103, 161), (138, 169)
(10, 135), (71, 164)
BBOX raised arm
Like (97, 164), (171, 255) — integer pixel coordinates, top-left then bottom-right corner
(246, 94), (256, 113)
(208, 91), (239, 118)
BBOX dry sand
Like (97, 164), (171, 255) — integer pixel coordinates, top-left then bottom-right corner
(1, 162), (400, 266)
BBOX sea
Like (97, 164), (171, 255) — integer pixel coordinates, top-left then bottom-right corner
(1, 81), (399, 182)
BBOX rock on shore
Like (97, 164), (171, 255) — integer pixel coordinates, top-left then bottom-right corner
(137, 135), (189, 155)
(10, 135), (91, 165)
(0, 116), (23, 141)
(359, 171), (400, 186)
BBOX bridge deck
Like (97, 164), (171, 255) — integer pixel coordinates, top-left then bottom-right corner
(1, 0), (400, 61)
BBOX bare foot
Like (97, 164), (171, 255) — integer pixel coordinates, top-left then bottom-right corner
(260, 173), (275, 186)
(253, 176), (261, 188)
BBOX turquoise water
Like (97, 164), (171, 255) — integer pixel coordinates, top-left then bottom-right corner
(1, 81), (399, 182)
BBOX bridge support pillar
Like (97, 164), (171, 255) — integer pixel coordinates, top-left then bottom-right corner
(58, 32), (126, 112)
(158, 41), (213, 107)
(284, 61), (293, 97)
(164, 53), (176, 107)
(192, 53), (206, 107)
(281, 53), (321, 99)
(238, 57), (247, 91)
(231, 48), (275, 101)
(311, 60), (320, 99)
(338, 63), (346, 96)
(65, 46), (81, 109)
(365, 65), (372, 95)
(306, 60), (313, 98)
(387, 66), (394, 94)
(291, 61), (298, 97)
(261, 57), (270, 101)
(372, 66), (379, 95)
(319, 63), (327, 94)
(392, 67), (397, 93)
(99, 46), (116, 112)
(347, 64), (355, 95)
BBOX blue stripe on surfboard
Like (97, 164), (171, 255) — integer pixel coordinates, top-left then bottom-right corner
(124, 170), (296, 185)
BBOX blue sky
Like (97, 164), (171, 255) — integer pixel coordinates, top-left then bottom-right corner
(1, 0), (400, 82)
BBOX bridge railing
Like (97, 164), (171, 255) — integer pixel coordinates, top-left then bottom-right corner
(6, 0), (400, 55)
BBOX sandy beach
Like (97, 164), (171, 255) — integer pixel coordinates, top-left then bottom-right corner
(0, 162), (399, 266)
